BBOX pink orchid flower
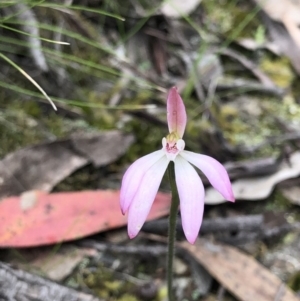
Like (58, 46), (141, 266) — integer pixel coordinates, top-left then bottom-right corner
(120, 87), (234, 244)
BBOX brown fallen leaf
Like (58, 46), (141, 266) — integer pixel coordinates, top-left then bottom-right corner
(180, 239), (300, 301)
(205, 151), (300, 204)
(0, 131), (133, 200)
(278, 177), (300, 205)
(281, 186), (300, 205)
(7, 245), (97, 281)
(255, 0), (300, 48)
(71, 131), (133, 167)
(256, 2), (300, 73)
(31, 246), (97, 281)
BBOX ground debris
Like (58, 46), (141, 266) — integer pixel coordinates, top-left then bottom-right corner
(0, 261), (102, 301)
(180, 239), (300, 301)
(0, 131), (133, 199)
(2, 0), (300, 300)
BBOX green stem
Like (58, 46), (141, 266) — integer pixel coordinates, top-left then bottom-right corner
(167, 161), (179, 301)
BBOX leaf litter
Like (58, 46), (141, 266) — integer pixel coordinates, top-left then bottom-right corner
(0, 131), (133, 199)
(2, 0), (300, 300)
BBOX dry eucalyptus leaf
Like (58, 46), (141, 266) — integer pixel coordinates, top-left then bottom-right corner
(255, 0), (300, 56)
(256, 0), (300, 44)
(160, 0), (202, 18)
(30, 246), (97, 281)
(71, 131), (134, 167)
(8, 245), (97, 281)
(0, 131), (133, 200)
(181, 239), (300, 301)
(255, 0), (300, 22)
(205, 151), (300, 204)
(260, 10), (300, 73)
(0, 190), (170, 247)
(280, 186), (300, 205)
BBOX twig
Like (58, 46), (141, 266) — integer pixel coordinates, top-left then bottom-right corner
(219, 48), (278, 89)
(143, 215), (298, 245)
(0, 262), (102, 301)
(143, 215), (264, 235)
(217, 78), (285, 98)
(78, 240), (168, 256)
(219, 222), (297, 245)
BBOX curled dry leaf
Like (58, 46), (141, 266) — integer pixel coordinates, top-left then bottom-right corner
(0, 131), (133, 200)
(205, 151), (300, 204)
(180, 239), (300, 301)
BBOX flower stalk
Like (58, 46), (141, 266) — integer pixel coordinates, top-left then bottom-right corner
(167, 161), (179, 301)
(120, 86), (235, 299)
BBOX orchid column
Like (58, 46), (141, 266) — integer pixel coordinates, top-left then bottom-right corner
(120, 87), (234, 300)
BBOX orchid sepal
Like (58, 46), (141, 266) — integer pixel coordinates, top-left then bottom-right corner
(167, 87), (187, 138)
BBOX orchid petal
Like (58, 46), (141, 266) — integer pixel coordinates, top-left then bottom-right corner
(174, 156), (205, 244)
(120, 150), (165, 214)
(180, 151), (235, 202)
(167, 87), (187, 138)
(127, 156), (169, 238)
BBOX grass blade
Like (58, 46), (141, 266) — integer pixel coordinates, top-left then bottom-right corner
(0, 52), (57, 111)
